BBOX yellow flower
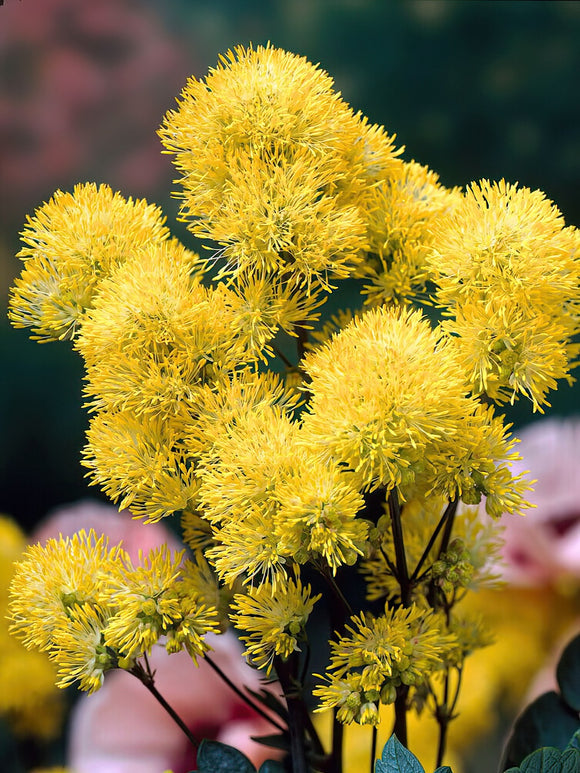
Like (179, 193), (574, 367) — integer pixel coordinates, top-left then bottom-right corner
(231, 577), (321, 674)
(77, 239), (247, 420)
(315, 605), (456, 724)
(429, 179), (580, 408)
(103, 546), (219, 661)
(8, 530), (126, 651)
(50, 603), (117, 693)
(83, 410), (200, 522)
(301, 306), (469, 493)
(360, 161), (461, 305)
(159, 45), (400, 290)
(9, 183), (169, 341)
(275, 454), (368, 573)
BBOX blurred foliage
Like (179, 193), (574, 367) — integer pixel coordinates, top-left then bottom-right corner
(1, 0), (579, 527)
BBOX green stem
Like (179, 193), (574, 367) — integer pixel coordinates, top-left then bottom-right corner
(370, 725), (378, 773)
(438, 498), (458, 557)
(410, 498), (458, 583)
(330, 709), (344, 773)
(392, 686), (409, 747)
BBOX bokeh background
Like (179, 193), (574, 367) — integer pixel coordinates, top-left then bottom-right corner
(2, 0), (579, 530)
(1, 3), (580, 770)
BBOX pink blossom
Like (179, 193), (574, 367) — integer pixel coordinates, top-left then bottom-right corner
(499, 417), (580, 587)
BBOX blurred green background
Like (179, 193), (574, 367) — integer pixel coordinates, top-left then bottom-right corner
(1, 0), (579, 530)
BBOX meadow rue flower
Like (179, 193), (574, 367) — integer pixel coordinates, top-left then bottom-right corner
(8, 183), (170, 341)
(429, 179), (580, 409)
(231, 577), (321, 674)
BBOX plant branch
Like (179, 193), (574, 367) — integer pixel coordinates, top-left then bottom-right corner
(410, 498), (458, 583)
(388, 488), (411, 606)
(204, 654), (287, 733)
(274, 654), (309, 773)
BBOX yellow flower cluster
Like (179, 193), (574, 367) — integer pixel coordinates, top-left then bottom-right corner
(314, 605), (456, 726)
(8, 531), (219, 693)
(429, 179), (580, 409)
(6, 43), (580, 752)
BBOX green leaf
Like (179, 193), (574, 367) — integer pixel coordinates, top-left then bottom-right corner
(258, 761), (286, 773)
(520, 747), (563, 773)
(375, 735), (424, 773)
(556, 634), (580, 713)
(560, 749), (580, 773)
(566, 729), (580, 752)
(501, 691), (580, 770)
(251, 733), (291, 752)
(434, 768), (453, 773)
(194, 739), (257, 773)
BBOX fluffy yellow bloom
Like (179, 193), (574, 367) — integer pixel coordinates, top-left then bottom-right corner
(360, 161), (461, 305)
(9, 530), (126, 652)
(0, 516), (64, 739)
(275, 454), (368, 573)
(231, 577), (321, 674)
(102, 546), (219, 660)
(77, 239), (247, 420)
(50, 603), (117, 693)
(83, 410), (200, 522)
(9, 183), (169, 341)
(301, 306), (470, 493)
(159, 45), (400, 290)
(315, 605), (456, 725)
(429, 179), (580, 408)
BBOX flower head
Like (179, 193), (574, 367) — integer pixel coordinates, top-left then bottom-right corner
(231, 577), (320, 674)
(9, 183), (170, 341)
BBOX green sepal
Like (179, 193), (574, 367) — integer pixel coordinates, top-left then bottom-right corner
(191, 739), (257, 773)
(501, 691), (580, 770)
(375, 735), (424, 773)
(556, 634), (580, 713)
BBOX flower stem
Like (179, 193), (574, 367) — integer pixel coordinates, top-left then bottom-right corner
(204, 654), (287, 733)
(388, 488), (411, 606)
(274, 654), (309, 773)
(392, 686), (409, 747)
(370, 725), (378, 773)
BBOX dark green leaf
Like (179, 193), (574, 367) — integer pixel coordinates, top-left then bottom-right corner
(434, 767), (453, 773)
(501, 692), (580, 770)
(195, 739), (256, 773)
(557, 634), (580, 713)
(561, 749), (580, 773)
(258, 761), (286, 773)
(251, 733), (291, 752)
(375, 735), (424, 773)
(520, 747), (562, 773)
(566, 729), (580, 751)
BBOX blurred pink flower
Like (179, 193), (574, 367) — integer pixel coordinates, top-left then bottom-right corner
(0, 0), (194, 226)
(32, 499), (184, 561)
(68, 634), (279, 773)
(33, 500), (282, 773)
(499, 417), (580, 587)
